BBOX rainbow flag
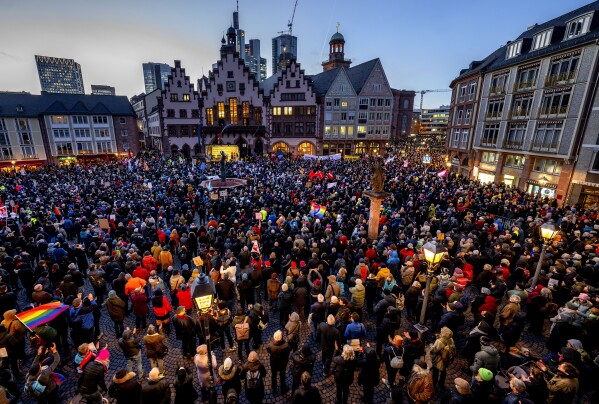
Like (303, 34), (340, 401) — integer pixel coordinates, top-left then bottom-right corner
(310, 203), (326, 219)
(16, 302), (69, 331)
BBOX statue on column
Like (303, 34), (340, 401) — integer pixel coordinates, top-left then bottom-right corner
(220, 150), (227, 183)
(371, 158), (385, 193)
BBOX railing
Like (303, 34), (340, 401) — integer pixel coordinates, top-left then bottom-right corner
(503, 140), (524, 150)
(485, 111), (503, 119)
(508, 110), (530, 120)
(538, 105), (568, 116)
(480, 139), (498, 147)
(489, 86), (506, 95)
(544, 71), (576, 86)
(513, 81), (535, 91)
(531, 142), (559, 152)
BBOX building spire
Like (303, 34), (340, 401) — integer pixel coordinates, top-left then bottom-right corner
(336, 22), (340, 32)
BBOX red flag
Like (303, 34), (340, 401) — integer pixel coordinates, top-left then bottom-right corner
(12, 202), (18, 213)
(309, 169), (315, 181)
(327, 170), (334, 180)
(316, 171), (325, 180)
(15, 184), (21, 192)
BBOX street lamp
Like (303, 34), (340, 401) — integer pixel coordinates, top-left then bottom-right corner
(529, 221), (558, 291)
(414, 242), (447, 334)
(192, 274), (217, 404)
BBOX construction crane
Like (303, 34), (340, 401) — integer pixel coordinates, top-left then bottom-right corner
(288, 0), (299, 36)
(415, 89), (451, 112)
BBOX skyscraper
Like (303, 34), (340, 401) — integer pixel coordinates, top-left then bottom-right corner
(245, 39), (267, 81)
(35, 55), (84, 94)
(272, 34), (297, 74)
(142, 63), (172, 94)
(233, 10), (246, 61)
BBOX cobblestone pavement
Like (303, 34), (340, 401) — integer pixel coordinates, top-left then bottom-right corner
(13, 275), (551, 404)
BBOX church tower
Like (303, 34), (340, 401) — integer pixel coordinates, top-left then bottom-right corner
(322, 23), (352, 71)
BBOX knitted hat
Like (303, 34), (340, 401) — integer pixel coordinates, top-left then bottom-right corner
(478, 368), (493, 382)
(579, 293), (589, 301)
(96, 349), (110, 361)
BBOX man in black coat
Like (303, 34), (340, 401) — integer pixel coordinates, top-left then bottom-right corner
(0, 283), (17, 314)
(291, 344), (315, 392)
(317, 314), (340, 375)
(400, 329), (425, 379)
(266, 330), (292, 394)
(310, 294), (327, 340)
(216, 273), (236, 312)
(172, 306), (197, 358)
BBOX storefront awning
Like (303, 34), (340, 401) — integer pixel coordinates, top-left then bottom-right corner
(527, 179), (557, 189)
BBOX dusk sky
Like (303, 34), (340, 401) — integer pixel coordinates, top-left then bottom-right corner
(0, 0), (593, 108)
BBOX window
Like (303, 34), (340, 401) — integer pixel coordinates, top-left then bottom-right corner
(333, 99), (340, 107)
(283, 107), (293, 116)
(0, 119), (6, 131)
(53, 129), (70, 139)
(325, 99), (332, 108)
(183, 94), (190, 102)
(532, 29), (552, 50)
(511, 94), (533, 118)
(324, 126), (331, 136)
(490, 73), (508, 95)
(468, 81), (476, 100)
(455, 108), (464, 125)
(180, 126), (189, 136)
(339, 126), (346, 136)
(532, 122), (562, 152)
(401, 115), (408, 133)
(504, 123), (527, 149)
(121, 130), (128, 137)
(72, 116), (88, 125)
(284, 123), (292, 134)
(515, 67), (538, 91)
(533, 158), (563, 174)
(122, 142), (129, 151)
(348, 126), (354, 135)
(273, 123), (281, 135)
(332, 126), (339, 135)
(254, 107), (262, 123)
(306, 122), (315, 134)
(481, 124), (500, 147)
(206, 108), (214, 125)
(372, 84), (381, 91)
(239, 83), (245, 93)
(52, 116), (68, 125)
(505, 155), (525, 168)
(564, 13), (593, 40)
(229, 98), (238, 124)
(295, 122), (304, 134)
(74, 129), (90, 138)
(56, 143), (73, 155)
(179, 109), (188, 118)
(167, 109), (175, 118)
(369, 99), (376, 107)
(546, 54), (580, 85)
(0, 133), (12, 160)
(168, 127), (177, 136)
(177, 80), (182, 87)
(170, 94), (179, 102)
(217, 84), (223, 93)
(96, 141), (113, 153)
(385, 99), (392, 107)
(540, 88), (571, 116)
(486, 99), (504, 119)
(94, 129), (110, 138)
(76, 142), (93, 154)
(306, 106), (315, 115)
(227, 71), (234, 79)
(226, 81), (236, 92)
(377, 99), (384, 107)
(341, 112), (347, 121)
(18, 132), (33, 145)
(506, 40), (522, 59)
(465, 107), (472, 124)
(461, 129), (469, 148)
(358, 112), (368, 121)
(119, 117), (126, 125)
(452, 128), (460, 147)
(481, 152), (499, 164)
(217, 102), (225, 119)
(458, 85), (467, 101)
(357, 125), (366, 134)
(403, 99), (409, 109)
(272, 107), (282, 116)
(359, 98), (368, 106)
(242, 102), (250, 118)
(191, 109), (199, 118)
(325, 112), (332, 122)
(280, 93), (306, 102)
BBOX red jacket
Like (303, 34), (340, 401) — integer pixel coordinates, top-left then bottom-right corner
(177, 289), (193, 310)
(132, 266), (150, 281)
(142, 256), (158, 273)
(153, 296), (172, 317)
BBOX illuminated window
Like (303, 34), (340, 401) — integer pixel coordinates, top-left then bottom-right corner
(254, 107), (262, 123)
(52, 116), (68, 125)
(206, 108), (214, 125)
(170, 94), (179, 102)
(324, 126), (331, 136)
(272, 142), (289, 153)
(183, 94), (190, 101)
(340, 126), (346, 135)
(357, 125), (366, 134)
(297, 142), (314, 155)
(341, 101), (348, 107)
(242, 101), (250, 117)
(229, 98), (238, 124)
(217, 102), (225, 119)
(284, 107), (293, 116)
(355, 141), (366, 155)
(347, 126), (354, 135)
(273, 107), (282, 116)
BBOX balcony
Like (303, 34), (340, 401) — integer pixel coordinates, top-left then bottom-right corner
(513, 81), (536, 92)
(484, 111), (503, 120)
(531, 142), (559, 153)
(538, 105), (568, 117)
(480, 139), (498, 148)
(0, 149), (14, 160)
(489, 86), (506, 95)
(508, 110), (530, 120)
(503, 140), (524, 150)
(544, 71), (576, 86)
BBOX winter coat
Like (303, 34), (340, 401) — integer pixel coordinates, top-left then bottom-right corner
(406, 371), (434, 404)
(547, 375), (579, 404)
(285, 313), (301, 346)
(267, 340), (291, 370)
(194, 352), (217, 388)
(499, 302), (520, 327)
(119, 334), (141, 358)
(109, 371), (142, 404)
(291, 349), (315, 385)
(141, 378), (170, 404)
(172, 313), (196, 340)
(344, 321), (366, 340)
(278, 289), (294, 311)
(430, 326), (455, 371)
(349, 283), (365, 308)
(357, 346), (380, 386)
(78, 359), (108, 395)
(131, 292), (149, 316)
(332, 355), (356, 384)
(471, 344), (500, 374)
(106, 295), (127, 322)
(143, 332), (167, 359)
(267, 278), (282, 300)
(173, 371), (198, 404)
(242, 359), (267, 402)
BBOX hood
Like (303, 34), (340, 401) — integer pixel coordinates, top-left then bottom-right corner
(289, 312), (300, 322)
(482, 345), (498, 356)
(3, 309), (16, 321)
(113, 371), (136, 384)
(353, 283), (365, 291)
(440, 326), (453, 338)
(484, 296), (496, 305)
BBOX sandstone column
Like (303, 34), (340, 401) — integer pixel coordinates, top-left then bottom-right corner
(363, 190), (391, 241)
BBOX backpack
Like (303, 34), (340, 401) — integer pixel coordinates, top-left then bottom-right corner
(216, 311), (231, 328)
(441, 342), (456, 362)
(246, 369), (262, 390)
(24, 375), (45, 397)
(235, 318), (250, 341)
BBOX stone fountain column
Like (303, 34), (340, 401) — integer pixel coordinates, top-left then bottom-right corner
(363, 190), (391, 241)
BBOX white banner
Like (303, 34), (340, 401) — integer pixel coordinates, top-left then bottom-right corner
(303, 153), (342, 161)
(327, 182), (337, 189)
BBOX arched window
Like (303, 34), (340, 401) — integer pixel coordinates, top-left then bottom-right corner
(355, 141), (367, 155)
(369, 142), (380, 156)
(297, 142), (315, 155)
(272, 142), (290, 154)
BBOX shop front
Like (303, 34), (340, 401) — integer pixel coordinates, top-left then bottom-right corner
(526, 178), (558, 199)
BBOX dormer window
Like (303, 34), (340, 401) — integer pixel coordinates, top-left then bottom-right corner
(564, 13), (593, 40)
(532, 29), (552, 50)
(16, 105), (23, 112)
(506, 41), (522, 59)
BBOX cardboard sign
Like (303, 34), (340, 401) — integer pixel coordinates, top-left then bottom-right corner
(254, 212), (262, 220)
(192, 256), (204, 267)
(98, 218), (109, 230)
(219, 190), (228, 197)
(210, 192), (219, 200)
(305, 181), (312, 188)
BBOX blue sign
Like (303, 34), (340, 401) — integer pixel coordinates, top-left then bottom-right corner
(423, 155), (432, 164)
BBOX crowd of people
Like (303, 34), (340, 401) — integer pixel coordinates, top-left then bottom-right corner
(0, 150), (597, 404)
